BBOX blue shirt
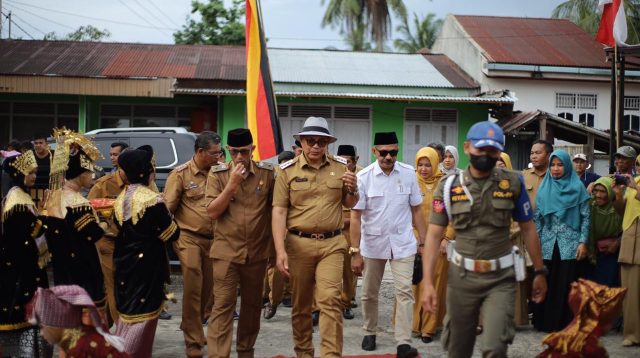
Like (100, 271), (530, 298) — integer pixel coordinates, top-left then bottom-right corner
(534, 201), (590, 260)
(578, 172), (600, 188)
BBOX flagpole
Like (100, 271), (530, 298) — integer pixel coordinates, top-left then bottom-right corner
(610, 44), (617, 172)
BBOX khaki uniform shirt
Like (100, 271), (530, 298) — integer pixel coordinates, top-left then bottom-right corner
(522, 168), (545, 210)
(430, 168), (533, 260)
(273, 154), (348, 233)
(205, 160), (275, 264)
(87, 172), (126, 238)
(163, 158), (213, 240)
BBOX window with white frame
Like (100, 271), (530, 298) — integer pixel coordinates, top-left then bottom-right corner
(555, 93), (597, 127)
(624, 96), (640, 131)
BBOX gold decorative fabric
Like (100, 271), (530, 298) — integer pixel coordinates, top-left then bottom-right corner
(8, 150), (37, 177)
(114, 185), (161, 226)
(2, 186), (36, 220)
(538, 279), (626, 357)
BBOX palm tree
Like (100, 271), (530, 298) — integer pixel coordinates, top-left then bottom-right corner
(394, 12), (442, 53)
(322, 0), (407, 52)
(552, 0), (640, 45)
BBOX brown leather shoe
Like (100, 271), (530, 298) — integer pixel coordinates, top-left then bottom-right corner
(263, 302), (277, 319)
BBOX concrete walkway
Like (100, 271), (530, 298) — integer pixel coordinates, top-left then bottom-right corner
(153, 268), (638, 357)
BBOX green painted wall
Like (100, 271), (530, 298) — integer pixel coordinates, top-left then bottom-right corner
(270, 96), (489, 166)
(219, 96), (246, 147)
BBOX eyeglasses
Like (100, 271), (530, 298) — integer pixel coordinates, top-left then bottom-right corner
(304, 138), (330, 147)
(229, 148), (251, 157)
(204, 150), (224, 158)
(376, 149), (398, 157)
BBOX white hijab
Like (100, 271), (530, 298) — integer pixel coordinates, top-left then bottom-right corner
(439, 145), (461, 176)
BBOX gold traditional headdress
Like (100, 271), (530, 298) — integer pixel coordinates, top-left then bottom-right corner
(49, 128), (103, 190)
(8, 150), (37, 176)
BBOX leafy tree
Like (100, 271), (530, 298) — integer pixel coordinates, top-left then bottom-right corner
(44, 25), (111, 41)
(394, 12), (442, 53)
(322, 0), (407, 52)
(174, 0), (245, 45)
(552, 0), (640, 45)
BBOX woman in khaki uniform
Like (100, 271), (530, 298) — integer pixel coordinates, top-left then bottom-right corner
(411, 147), (454, 343)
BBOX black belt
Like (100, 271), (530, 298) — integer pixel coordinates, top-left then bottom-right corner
(288, 229), (342, 240)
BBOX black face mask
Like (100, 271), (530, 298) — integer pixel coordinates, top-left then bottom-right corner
(470, 154), (498, 172)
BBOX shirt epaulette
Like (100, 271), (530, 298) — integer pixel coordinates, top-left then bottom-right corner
(279, 159), (295, 170)
(256, 161), (274, 171)
(210, 163), (229, 173)
(173, 163), (188, 172)
(331, 155), (347, 165)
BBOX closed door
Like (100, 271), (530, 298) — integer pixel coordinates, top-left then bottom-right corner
(403, 120), (457, 164)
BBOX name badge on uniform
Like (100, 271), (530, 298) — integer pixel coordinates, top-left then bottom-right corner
(187, 181), (198, 190)
(294, 177), (308, 182)
(256, 180), (264, 193)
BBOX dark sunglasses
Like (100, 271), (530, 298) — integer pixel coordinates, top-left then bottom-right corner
(304, 138), (330, 147)
(229, 148), (251, 156)
(376, 149), (398, 157)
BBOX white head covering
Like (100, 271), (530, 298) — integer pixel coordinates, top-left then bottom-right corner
(440, 145), (461, 176)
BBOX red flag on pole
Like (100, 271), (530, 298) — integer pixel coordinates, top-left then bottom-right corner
(596, 0), (628, 47)
(245, 0), (283, 160)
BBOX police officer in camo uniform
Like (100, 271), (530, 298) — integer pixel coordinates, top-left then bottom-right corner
(421, 121), (548, 358)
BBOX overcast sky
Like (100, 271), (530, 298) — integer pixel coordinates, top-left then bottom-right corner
(0, 0), (566, 49)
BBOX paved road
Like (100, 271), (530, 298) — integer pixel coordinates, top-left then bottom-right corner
(153, 270), (639, 357)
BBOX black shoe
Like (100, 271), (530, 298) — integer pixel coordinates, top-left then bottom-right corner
(262, 297), (269, 307)
(282, 297), (292, 308)
(421, 335), (433, 343)
(342, 308), (354, 320)
(361, 335), (376, 351)
(397, 344), (418, 358)
(311, 311), (319, 326)
(351, 299), (358, 308)
(233, 310), (239, 320)
(263, 303), (277, 319)
(159, 311), (172, 320)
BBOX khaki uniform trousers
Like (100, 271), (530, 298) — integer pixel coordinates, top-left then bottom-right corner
(341, 232), (357, 308)
(412, 253), (448, 336)
(173, 234), (214, 356)
(620, 219), (640, 344)
(287, 233), (347, 358)
(443, 265), (516, 358)
(263, 266), (286, 306)
(207, 259), (267, 358)
(362, 256), (414, 346)
(96, 236), (118, 327)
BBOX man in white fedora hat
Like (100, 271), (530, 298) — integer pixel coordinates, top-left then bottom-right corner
(272, 116), (359, 357)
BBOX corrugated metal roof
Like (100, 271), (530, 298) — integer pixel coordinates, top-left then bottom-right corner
(454, 15), (608, 68)
(0, 40), (245, 80)
(268, 48), (454, 87)
(172, 87), (514, 104)
(422, 54), (477, 88)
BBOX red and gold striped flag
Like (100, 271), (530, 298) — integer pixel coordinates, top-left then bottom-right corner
(246, 0), (283, 160)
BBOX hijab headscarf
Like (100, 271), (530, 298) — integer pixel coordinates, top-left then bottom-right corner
(622, 153), (640, 231)
(439, 145), (460, 176)
(499, 152), (513, 170)
(415, 147), (442, 188)
(590, 176), (622, 242)
(536, 150), (590, 231)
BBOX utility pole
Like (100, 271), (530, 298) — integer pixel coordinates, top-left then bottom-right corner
(7, 11), (10, 39)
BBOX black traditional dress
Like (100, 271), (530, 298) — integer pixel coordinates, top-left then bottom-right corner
(45, 189), (106, 308)
(113, 183), (179, 357)
(0, 186), (51, 357)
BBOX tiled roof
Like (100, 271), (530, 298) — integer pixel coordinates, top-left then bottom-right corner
(453, 15), (608, 68)
(0, 40), (477, 89)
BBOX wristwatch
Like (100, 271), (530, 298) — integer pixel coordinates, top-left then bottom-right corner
(534, 266), (549, 277)
(348, 247), (361, 256)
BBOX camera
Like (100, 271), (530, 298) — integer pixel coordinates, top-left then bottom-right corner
(614, 174), (629, 186)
